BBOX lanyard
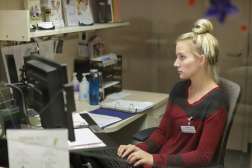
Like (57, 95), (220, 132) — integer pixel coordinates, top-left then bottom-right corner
(187, 116), (193, 126)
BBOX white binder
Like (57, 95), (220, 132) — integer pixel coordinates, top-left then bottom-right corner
(101, 99), (154, 113)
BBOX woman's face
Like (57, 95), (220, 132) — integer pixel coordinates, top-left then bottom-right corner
(174, 40), (203, 80)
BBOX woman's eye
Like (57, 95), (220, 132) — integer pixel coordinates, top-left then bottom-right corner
(179, 55), (185, 60)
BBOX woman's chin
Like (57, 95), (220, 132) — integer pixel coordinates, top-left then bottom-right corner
(179, 75), (189, 80)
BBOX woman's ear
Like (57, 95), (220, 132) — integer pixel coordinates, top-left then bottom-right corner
(199, 54), (207, 66)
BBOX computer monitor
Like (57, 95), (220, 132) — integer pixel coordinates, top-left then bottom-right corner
(23, 55), (76, 141)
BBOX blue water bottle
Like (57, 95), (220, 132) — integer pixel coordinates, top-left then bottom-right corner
(89, 69), (100, 105)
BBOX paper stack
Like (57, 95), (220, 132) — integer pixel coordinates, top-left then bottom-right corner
(68, 128), (106, 150)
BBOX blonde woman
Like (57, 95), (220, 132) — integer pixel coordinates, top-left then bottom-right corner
(118, 19), (228, 168)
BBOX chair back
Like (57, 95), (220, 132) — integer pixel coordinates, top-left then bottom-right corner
(214, 78), (240, 165)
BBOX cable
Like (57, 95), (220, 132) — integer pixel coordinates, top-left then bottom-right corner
(4, 81), (66, 128)
(4, 83), (31, 126)
(0, 118), (5, 138)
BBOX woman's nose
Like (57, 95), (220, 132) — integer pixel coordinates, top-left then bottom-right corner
(174, 58), (179, 67)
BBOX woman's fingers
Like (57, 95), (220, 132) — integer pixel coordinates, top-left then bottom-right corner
(127, 149), (154, 167)
(117, 145), (127, 157)
(117, 144), (138, 158)
(127, 151), (140, 164)
(133, 158), (145, 167)
(121, 145), (137, 158)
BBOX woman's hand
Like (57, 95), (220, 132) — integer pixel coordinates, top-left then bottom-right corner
(127, 149), (153, 167)
(117, 144), (153, 167)
(117, 144), (140, 159)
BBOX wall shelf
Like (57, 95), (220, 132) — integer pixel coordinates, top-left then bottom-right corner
(103, 81), (120, 89)
(0, 10), (129, 42)
(30, 22), (129, 38)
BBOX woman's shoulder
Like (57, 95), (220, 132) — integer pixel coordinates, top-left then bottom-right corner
(205, 86), (229, 113)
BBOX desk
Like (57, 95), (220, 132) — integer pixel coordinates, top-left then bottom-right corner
(75, 90), (168, 144)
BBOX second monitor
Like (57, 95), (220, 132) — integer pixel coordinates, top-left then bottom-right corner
(23, 55), (76, 141)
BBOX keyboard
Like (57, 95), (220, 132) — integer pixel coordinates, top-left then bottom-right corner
(80, 147), (129, 168)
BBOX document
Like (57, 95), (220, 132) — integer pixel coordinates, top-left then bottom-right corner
(7, 129), (70, 168)
(72, 112), (88, 128)
(87, 112), (122, 128)
(68, 128), (106, 150)
(104, 91), (131, 101)
(101, 99), (154, 113)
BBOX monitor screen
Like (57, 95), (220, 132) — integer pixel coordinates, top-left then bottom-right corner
(24, 55), (76, 141)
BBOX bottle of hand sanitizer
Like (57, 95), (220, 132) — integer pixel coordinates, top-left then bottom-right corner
(72, 72), (79, 101)
(72, 72), (79, 92)
(79, 73), (89, 102)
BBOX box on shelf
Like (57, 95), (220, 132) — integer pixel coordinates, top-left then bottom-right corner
(111, 0), (121, 23)
(91, 0), (111, 23)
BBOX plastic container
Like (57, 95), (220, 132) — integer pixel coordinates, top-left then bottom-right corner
(79, 73), (89, 102)
(72, 72), (79, 92)
(89, 69), (99, 105)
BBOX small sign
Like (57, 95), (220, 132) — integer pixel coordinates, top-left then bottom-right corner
(7, 129), (70, 168)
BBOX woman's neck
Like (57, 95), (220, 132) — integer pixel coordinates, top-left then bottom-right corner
(189, 73), (218, 96)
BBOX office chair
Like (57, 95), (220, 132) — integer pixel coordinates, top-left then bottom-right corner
(133, 78), (240, 168)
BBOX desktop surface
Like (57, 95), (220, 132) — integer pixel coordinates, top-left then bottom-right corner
(75, 89), (168, 133)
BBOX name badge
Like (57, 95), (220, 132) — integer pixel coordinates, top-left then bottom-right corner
(180, 125), (196, 134)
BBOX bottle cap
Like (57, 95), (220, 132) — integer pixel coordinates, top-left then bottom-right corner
(90, 69), (98, 73)
(82, 73), (89, 76)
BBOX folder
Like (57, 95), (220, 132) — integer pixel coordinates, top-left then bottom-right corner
(88, 108), (136, 128)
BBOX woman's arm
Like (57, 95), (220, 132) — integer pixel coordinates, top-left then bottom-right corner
(136, 103), (173, 153)
(117, 103), (173, 167)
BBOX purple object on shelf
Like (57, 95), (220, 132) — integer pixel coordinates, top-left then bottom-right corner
(205, 0), (238, 23)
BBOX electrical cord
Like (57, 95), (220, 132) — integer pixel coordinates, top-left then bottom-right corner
(7, 82), (63, 117)
(4, 83), (31, 126)
(4, 82), (69, 129)
(0, 118), (5, 139)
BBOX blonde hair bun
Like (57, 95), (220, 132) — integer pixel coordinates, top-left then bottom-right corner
(192, 19), (213, 34)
